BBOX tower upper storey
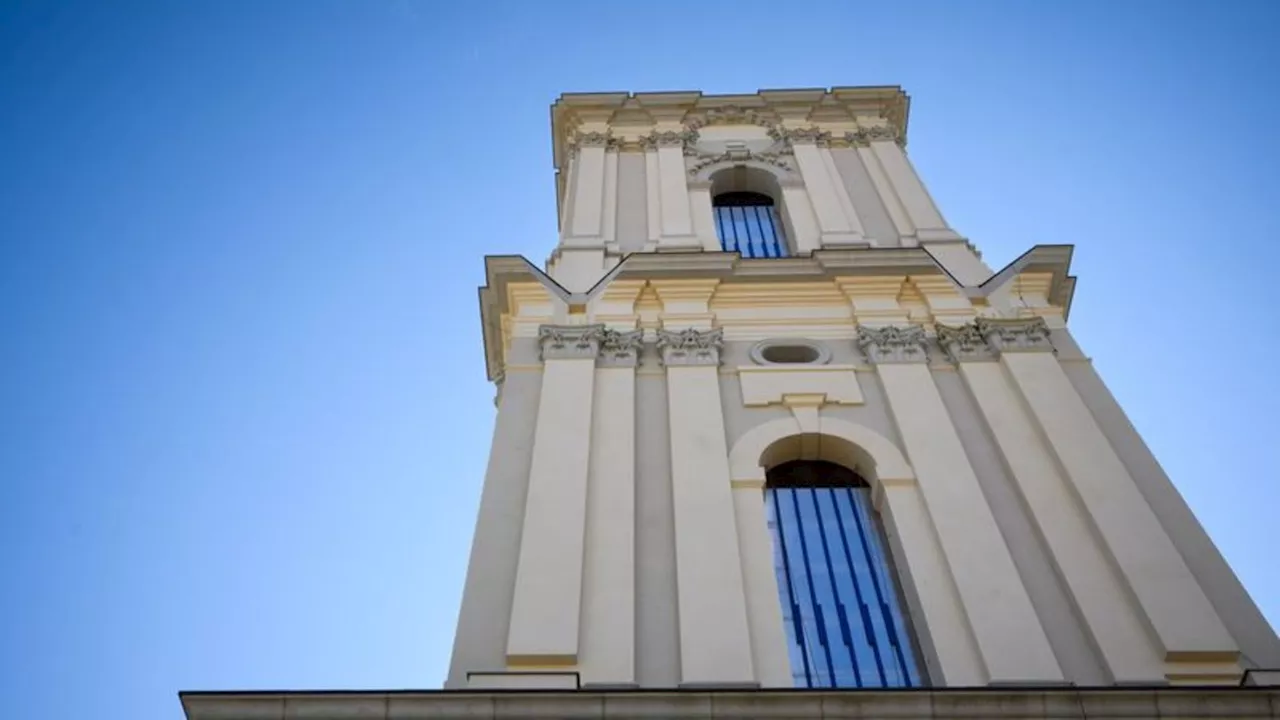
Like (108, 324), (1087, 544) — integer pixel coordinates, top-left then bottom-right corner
(546, 87), (983, 292)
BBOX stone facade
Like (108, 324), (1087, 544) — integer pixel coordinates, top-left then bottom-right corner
(181, 86), (1280, 720)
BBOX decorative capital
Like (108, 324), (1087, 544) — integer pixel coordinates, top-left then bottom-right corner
(598, 328), (645, 367)
(642, 128), (700, 153)
(856, 325), (929, 364)
(976, 317), (1055, 354)
(769, 126), (831, 147)
(567, 130), (612, 158)
(538, 324), (605, 361)
(935, 322), (996, 363)
(847, 125), (902, 147)
(656, 327), (723, 367)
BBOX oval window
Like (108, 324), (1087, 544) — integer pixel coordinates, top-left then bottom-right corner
(750, 339), (830, 366)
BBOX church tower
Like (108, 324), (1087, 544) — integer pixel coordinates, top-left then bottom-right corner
(180, 86), (1280, 719)
(451, 86), (1280, 692)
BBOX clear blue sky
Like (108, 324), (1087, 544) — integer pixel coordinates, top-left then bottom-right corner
(2, 1), (1278, 718)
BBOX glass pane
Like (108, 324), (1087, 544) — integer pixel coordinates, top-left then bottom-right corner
(766, 467), (921, 689)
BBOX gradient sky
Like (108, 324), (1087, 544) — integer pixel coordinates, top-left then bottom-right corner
(2, 1), (1278, 718)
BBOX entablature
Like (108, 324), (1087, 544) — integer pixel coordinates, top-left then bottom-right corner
(477, 245), (1077, 382)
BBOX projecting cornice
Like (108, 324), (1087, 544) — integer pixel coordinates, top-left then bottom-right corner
(475, 245), (1077, 382)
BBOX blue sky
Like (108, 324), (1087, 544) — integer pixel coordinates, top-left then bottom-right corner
(2, 1), (1278, 718)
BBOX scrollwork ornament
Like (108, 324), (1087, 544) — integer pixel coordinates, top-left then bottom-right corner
(656, 327), (724, 367)
(935, 322), (995, 363)
(856, 324), (929, 364)
(598, 328), (645, 367)
(537, 324), (606, 361)
(975, 317), (1055, 354)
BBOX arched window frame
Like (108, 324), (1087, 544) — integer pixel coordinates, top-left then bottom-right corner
(690, 159), (819, 257)
(764, 459), (924, 689)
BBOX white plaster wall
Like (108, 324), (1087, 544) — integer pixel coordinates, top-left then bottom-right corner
(960, 361), (1165, 683)
(1000, 351), (1238, 662)
(877, 362), (1063, 684)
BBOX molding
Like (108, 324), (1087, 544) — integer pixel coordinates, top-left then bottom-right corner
(686, 104), (779, 131)
(936, 322), (996, 363)
(976, 317), (1055, 354)
(641, 129), (700, 154)
(598, 328), (644, 367)
(567, 130), (612, 158)
(856, 324), (929, 364)
(181, 687), (1280, 720)
(537, 324), (604, 361)
(656, 327), (723, 367)
(687, 148), (795, 177)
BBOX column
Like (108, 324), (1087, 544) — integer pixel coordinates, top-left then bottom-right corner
(687, 180), (721, 252)
(506, 324), (600, 665)
(978, 317), (1239, 667)
(858, 325), (1063, 684)
(937, 322), (1165, 683)
(786, 129), (865, 246)
(659, 327), (756, 685)
(579, 329), (643, 686)
(567, 133), (608, 241)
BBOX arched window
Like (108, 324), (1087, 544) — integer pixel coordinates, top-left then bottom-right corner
(765, 460), (921, 688)
(713, 191), (788, 258)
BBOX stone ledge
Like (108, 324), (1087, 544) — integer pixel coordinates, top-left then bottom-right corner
(181, 686), (1280, 719)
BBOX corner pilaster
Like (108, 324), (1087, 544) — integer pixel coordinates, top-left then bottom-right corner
(937, 318), (1168, 683)
(968, 318), (1241, 679)
(506, 324), (603, 667)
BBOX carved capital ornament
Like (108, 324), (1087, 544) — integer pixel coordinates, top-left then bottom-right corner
(856, 325), (930, 364)
(935, 322), (996, 363)
(976, 317), (1055, 354)
(656, 327), (724, 367)
(598, 328), (645, 367)
(537, 324), (605, 361)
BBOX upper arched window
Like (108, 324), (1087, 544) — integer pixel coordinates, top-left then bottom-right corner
(765, 460), (921, 689)
(712, 190), (788, 259)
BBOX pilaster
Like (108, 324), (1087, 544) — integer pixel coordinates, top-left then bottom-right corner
(657, 327), (756, 685)
(645, 130), (701, 250)
(506, 324), (602, 666)
(777, 128), (866, 247)
(580, 328), (643, 686)
(976, 318), (1240, 677)
(858, 324), (1065, 685)
(849, 126), (959, 244)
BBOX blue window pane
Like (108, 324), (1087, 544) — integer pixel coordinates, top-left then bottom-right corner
(713, 196), (787, 258)
(765, 466), (921, 689)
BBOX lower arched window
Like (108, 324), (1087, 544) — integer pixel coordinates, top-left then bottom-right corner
(766, 460), (921, 688)
(713, 191), (787, 258)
